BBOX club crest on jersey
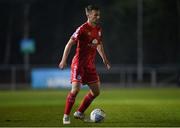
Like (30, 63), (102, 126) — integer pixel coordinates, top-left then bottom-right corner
(88, 32), (91, 36)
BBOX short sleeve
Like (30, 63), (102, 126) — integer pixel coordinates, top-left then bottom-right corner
(71, 27), (82, 42)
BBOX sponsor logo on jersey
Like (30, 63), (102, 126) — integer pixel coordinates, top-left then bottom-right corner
(88, 39), (98, 48)
(92, 39), (98, 44)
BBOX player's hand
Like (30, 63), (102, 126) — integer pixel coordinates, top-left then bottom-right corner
(103, 59), (111, 70)
(106, 63), (111, 70)
(59, 61), (67, 70)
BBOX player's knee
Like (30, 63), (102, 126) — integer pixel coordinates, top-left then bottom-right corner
(71, 86), (80, 95)
(93, 91), (100, 97)
(71, 89), (80, 95)
(71, 83), (81, 95)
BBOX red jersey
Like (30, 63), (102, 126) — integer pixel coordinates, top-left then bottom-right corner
(71, 22), (102, 68)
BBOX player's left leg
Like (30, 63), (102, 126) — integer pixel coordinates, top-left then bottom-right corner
(74, 82), (100, 119)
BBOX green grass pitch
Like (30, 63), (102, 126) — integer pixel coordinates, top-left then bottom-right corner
(0, 87), (180, 127)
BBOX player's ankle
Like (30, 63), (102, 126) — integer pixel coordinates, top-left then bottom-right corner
(74, 111), (85, 119)
(63, 114), (70, 124)
(63, 114), (69, 117)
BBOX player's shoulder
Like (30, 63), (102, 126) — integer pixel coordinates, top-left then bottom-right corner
(82, 22), (102, 30)
(79, 22), (89, 30)
(74, 22), (88, 33)
(96, 25), (102, 31)
(97, 24), (102, 29)
(76, 22), (102, 32)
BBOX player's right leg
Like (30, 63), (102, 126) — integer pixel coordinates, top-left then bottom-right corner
(63, 82), (81, 124)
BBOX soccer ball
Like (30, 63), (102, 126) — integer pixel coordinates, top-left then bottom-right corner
(90, 108), (106, 123)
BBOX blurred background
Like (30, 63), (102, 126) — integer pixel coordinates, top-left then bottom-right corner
(0, 0), (180, 89)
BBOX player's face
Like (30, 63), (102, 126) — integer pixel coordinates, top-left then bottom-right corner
(88, 10), (100, 25)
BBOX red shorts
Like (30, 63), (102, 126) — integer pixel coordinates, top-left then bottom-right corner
(71, 65), (100, 85)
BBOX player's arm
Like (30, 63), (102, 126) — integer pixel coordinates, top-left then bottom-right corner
(59, 39), (75, 69)
(97, 41), (111, 70)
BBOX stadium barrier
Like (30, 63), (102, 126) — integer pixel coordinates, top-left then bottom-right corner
(0, 65), (179, 90)
(31, 68), (71, 89)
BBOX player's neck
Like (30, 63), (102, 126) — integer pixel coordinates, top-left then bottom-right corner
(87, 20), (97, 27)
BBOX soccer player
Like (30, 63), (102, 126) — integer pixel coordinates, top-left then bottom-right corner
(59, 5), (111, 124)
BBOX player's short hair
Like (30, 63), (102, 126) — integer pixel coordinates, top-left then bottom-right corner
(85, 5), (100, 15)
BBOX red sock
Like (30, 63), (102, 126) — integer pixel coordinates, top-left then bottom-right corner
(77, 92), (95, 113)
(64, 92), (77, 115)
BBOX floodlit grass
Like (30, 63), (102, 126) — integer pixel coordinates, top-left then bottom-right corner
(0, 87), (180, 127)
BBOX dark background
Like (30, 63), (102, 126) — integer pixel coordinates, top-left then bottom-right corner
(0, 0), (180, 66)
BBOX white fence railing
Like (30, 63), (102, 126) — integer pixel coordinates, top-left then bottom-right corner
(97, 65), (179, 87)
